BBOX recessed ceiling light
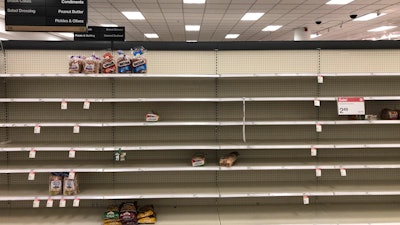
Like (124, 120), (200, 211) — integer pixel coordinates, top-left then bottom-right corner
(185, 25), (201, 31)
(326, 0), (353, 5)
(310, 33), (322, 39)
(368, 26), (397, 32)
(122, 11), (145, 20)
(186, 40), (198, 43)
(183, 0), (206, 4)
(241, 12), (265, 21)
(225, 34), (240, 39)
(354, 13), (386, 21)
(100, 24), (118, 27)
(262, 25), (282, 31)
(144, 33), (159, 38)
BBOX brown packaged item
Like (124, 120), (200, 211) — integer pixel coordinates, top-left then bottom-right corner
(101, 52), (117, 74)
(63, 173), (79, 195)
(380, 108), (398, 120)
(219, 151), (239, 167)
(83, 55), (100, 74)
(68, 56), (83, 73)
(49, 174), (63, 195)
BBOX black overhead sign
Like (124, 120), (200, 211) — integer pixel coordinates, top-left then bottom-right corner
(5, 0), (87, 32)
(74, 26), (125, 41)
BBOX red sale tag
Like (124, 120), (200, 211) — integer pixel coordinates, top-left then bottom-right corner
(337, 97), (365, 115)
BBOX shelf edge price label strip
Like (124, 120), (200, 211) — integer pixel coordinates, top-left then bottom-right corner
(337, 97), (365, 115)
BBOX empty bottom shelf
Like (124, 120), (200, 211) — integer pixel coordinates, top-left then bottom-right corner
(1, 203), (400, 225)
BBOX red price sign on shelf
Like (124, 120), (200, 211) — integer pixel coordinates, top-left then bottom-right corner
(337, 97), (365, 115)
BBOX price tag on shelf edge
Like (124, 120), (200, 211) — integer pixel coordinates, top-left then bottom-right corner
(83, 100), (91, 110)
(340, 168), (347, 177)
(33, 199), (40, 208)
(73, 198), (80, 207)
(61, 101), (68, 110)
(303, 195), (310, 205)
(34, 125), (41, 134)
(28, 171), (36, 180)
(311, 147), (317, 157)
(314, 99), (320, 107)
(315, 168), (322, 177)
(316, 123), (322, 133)
(337, 97), (365, 115)
(46, 198), (54, 208)
(59, 198), (66, 208)
(29, 149), (37, 159)
(68, 171), (75, 180)
(69, 149), (76, 158)
(73, 125), (80, 134)
(317, 75), (324, 84)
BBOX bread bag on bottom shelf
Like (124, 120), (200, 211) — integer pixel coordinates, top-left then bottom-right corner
(137, 205), (156, 224)
(119, 202), (138, 225)
(103, 205), (122, 225)
(219, 151), (239, 167)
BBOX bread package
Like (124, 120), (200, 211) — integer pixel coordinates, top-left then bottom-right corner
(119, 202), (138, 225)
(131, 47), (147, 73)
(380, 108), (398, 120)
(117, 50), (132, 73)
(49, 174), (63, 195)
(101, 52), (117, 74)
(219, 151), (239, 167)
(192, 153), (206, 167)
(63, 173), (79, 195)
(68, 55), (83, 73)
(137, 205), (156, 224)
(83, 54), (100, 74)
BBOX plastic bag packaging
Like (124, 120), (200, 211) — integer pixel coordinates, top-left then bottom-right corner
(117, 50), (132, 73)
(131, 47), (147, 73)
(101, 52), (117, 74)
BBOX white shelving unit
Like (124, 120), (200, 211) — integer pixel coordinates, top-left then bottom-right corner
(2, 48), (400, 224)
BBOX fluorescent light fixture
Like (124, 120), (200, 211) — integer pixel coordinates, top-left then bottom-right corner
(185, 25), (200, 31)
(100, 24), (118, 27)
(354, 13), (386, 21)
(144, 33), (159, 38)
(310, 33), (322, 39)
(241, 12), (265, 21)
(122, 11), (145, 20)
(326, 0), (353, 5)
(186, 40), (198, 43)
(57, 32), (74, 38)
(368, 26), (397, 32)
(262, 25), (282, 31)
(0, 10), (5, 16)
(183, 0), (206, 3)
(225, 34), (240, 39)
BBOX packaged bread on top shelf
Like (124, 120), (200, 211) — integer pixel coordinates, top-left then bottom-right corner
(101, 52), (117, 74)
(68, 55), (84, 73)
(219, 151), (239, 167)
(131, 46), (147, 73)
(83, 54), (100, 74)
(117, 50), (132, 73)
